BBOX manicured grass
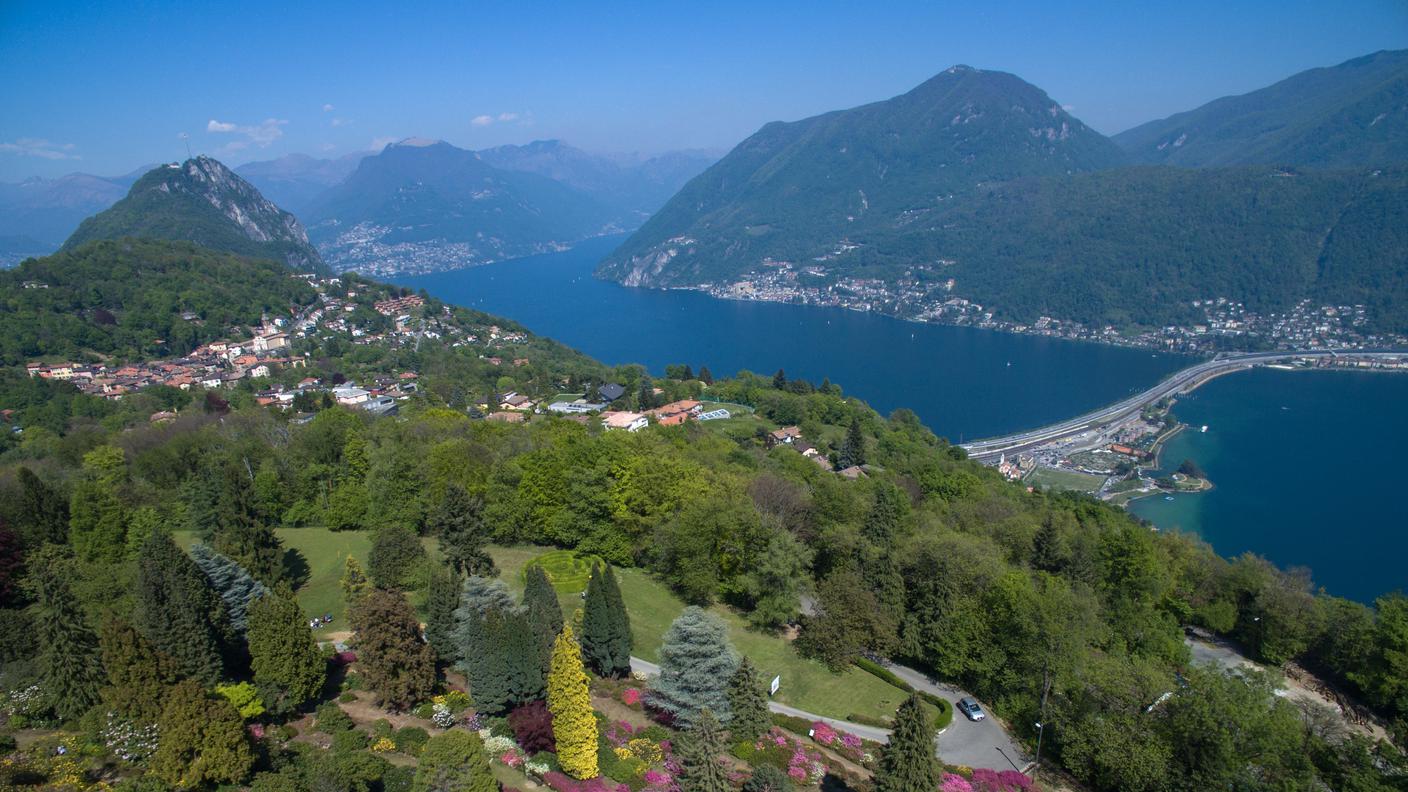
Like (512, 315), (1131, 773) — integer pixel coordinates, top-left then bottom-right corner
(522, 549), (604, 594)
(1024, 466), (1107, 494)
(175, 527), (434, 638)
(491, 545), (908, 723)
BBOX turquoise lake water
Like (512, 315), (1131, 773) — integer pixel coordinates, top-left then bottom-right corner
(400, 236), (1407, 602)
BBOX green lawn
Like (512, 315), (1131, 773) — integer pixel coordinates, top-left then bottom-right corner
(1024, 465), (1107, 494)
(490, 545), (909, 723)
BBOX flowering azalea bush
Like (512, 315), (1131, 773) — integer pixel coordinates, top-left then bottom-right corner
(503, 748), (525, 768)
(969, 769), (1034, 791)
(621, 687), (643, 707)
(807, 721), (869, 765)
(738, 729), (825, 785)
(431, 702), (456, 728)
(98, 711), (159, 763)
(941, 773), (975, 792)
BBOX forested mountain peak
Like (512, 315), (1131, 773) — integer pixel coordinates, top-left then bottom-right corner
(1113, 48), (1408, 168)
(62, 157), (325, 272)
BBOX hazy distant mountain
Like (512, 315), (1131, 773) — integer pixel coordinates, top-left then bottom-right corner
(304, 138), (622, 275)
(599, 64), (1125, 287)
(598, 60), (1408, 333)
(0, 166), (151, 251)
(477, 139), (716, 220)
(1114, 50), (1408, 168)
(236, 152), (367, 215)
(64, 156), (325, 272)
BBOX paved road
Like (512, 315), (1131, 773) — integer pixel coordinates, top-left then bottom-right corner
(959, 349), (1408, 461)
(629, 657), (1029, 771)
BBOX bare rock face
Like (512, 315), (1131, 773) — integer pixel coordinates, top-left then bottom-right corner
(62, 156), (325, 272)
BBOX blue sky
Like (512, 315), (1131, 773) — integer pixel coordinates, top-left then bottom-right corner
(1, 0), (1404, 180)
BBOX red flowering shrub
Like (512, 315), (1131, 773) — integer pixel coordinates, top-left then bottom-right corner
(621, 688), (642, 707)
(509, 700), (557, 754)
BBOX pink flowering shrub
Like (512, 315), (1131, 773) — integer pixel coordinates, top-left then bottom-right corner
(542, 772), (631, 792)
(810, 722), (838, 745)
(605, 720), (637, 748)
(807, 721), (867, 764)
(941, 773), (975, 792)
(621, 688), (643, 707)
(969, 769), (1033, 791)
(503, 749), (524, 768)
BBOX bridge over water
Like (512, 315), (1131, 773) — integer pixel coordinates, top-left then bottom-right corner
(960, 349), (1408, 462)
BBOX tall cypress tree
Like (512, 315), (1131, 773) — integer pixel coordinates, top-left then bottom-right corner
(29, 553), (104, 720)
(547, 624), (598, 780)
(581, 564), (632, 678)
(650, 607), (738, 727)
(134, 531), (230, 685)
(190, 542), (269, 634)
(523, 565), (563, 663)
(677, 709), (731, 792)
(425, 565), (463, 664)
(430, 484), (497, 576)
(247, 588), (326, 715)
(873, 694), (939, 792)
(458, 606), (513, 714)
(726, 657), (771, 741)
(504, 609), (547, 706)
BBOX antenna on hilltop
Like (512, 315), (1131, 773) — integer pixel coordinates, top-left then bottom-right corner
(179, 132), (192, 160)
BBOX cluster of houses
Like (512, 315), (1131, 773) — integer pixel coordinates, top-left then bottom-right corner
(996, 453), (1035, 481)
(763, 425), (873, 478)
(25, 326), (301, 400)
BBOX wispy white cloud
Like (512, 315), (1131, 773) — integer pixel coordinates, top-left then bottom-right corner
(0, 138), (80, 160)
(471, 111), (528, 128)
(206, 117), (287, 147)
(331, 117), (351, 128)
(322, 103), (335, 113)
(319, 142), (337, 152)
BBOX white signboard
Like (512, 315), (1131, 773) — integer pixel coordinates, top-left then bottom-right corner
(769, 675), (781, 696)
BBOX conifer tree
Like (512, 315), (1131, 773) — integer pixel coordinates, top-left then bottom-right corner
(28, 553), (104, 720)
(547, 624), (598, 780)
(352, 588), (435, 710)
(726, 657), (771, 741)
(412, 729), (497, 792)
(340, 555), (371, 606)
(873, 694), (939, 792)
(838, 418), (867, 469)
(247, 588), (326, 715)
(1031, 514), (1067, 573)
(523, 565), (563, 662)
(504, 610), (547, 706)
(581, 563), (632, 677)
(651, 607), (738, 727)
(430, 484), (497, 575)
(15, 466), (67, 546)
(458, 606), (514, 714)
(677, 709), (731, 792)
(150, 679), (254, 789)
(682, 364), (695, 380)
(134, 531), (230, 685)
(210, 462), (284, 584)
(699, 366), (714, 385)
(191, 542), (269, 633)
(0, 524), (21, 606)
(98, 617), (184, 724)
(425, 565), (463, 663)
(772, 369), (787, 390)
(744, 765), (793, 792)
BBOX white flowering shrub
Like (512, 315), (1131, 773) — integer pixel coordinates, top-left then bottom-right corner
(100, 711), (160, 763)
(483, 734), (518, 755)
(431, 702), (456, 729)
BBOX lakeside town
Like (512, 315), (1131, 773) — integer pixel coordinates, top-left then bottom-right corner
(698, 258), (1408, 353)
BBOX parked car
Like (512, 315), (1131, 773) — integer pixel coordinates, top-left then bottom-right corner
(958, 697), (986, 721)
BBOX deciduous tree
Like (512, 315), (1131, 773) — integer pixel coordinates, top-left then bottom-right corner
(368, 524), (426, 590)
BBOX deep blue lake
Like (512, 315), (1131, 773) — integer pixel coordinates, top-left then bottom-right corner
(399, 236), (1407, 602)
(397, 235), (1191, 441)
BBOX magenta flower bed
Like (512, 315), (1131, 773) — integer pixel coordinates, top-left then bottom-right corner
(968, 769), (1034, 791)
(807, 720), (867, 764)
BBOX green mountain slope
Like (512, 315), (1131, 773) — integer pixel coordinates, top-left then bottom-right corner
(0, 238), (317, 364)
(929, 166), (1408, 330)
(304, 138), (621, 274)
(1113, 49), (1408, 168)
(63, 157), (325, 272)
(598, 65), (1125, 287)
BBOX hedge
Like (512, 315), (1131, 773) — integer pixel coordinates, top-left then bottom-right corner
(853, 658), (953, 731)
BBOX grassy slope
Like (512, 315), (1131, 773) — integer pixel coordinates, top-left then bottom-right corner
(490, 545), (908, 723)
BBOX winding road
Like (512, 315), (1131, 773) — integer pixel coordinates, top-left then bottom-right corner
(960, 349), (1408, 462)
(629, 657), (1029, 772)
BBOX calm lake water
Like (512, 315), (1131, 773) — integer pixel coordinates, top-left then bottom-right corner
(400, 236), (1407, 602)
(397, 236), (1191, 441)
(1129, 368), (1408, 603)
